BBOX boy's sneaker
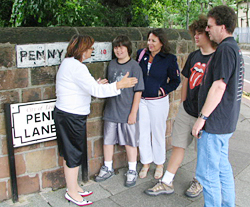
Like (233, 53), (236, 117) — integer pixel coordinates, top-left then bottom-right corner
(144, 180), (174, 196)
(125, 170), (138, 187)
(185, 177), (203, 198)
(95, 166), (114, 182)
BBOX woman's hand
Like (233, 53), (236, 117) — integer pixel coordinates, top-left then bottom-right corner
(97, 78), (108, 84)
(116, 72), (138, 89)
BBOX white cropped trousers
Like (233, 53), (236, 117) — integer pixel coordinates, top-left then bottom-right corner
(139, 96), (169, 165)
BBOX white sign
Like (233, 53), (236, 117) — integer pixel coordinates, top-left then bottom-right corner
(9, 100), (56, 148)
(85, 42), (112, 63)
(16, 42), (112, 68)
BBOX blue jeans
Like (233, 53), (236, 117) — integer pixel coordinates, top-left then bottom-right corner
(196, 131), (235, 207)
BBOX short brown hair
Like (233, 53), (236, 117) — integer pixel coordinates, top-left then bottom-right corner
(207, 5), (237, 34)
(66, 34), (94, 61)
(113, 35), (132, 56)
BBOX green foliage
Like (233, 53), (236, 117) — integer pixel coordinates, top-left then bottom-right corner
(10, 0), (108, 27)
(0, 0), (239, 28)
(0, 0), (13, 27)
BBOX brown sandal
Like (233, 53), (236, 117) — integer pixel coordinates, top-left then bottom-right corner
(139, 166), (149, 179)
(154, 166), (164, 179)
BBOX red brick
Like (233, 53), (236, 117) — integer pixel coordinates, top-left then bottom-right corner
(87, 140), (93, 159)
(44, 140), (57, 147)
(113, 151), (127, 169)
(0, 44), (15, 68)
(31, 66), (56, 86)
(115, 145), (125, 153)
(15, 154), (26, 176)
(166, 119), (173, 137)
(58, 155), (64, 167)
(177, 41), (188, 54)
(0, 69), (28, 90)
(86, 62), (105, 80)
(14, 143), (40, 153)
(0, 113), (6, 135)
(1, 136), (8, 155)
(43, 86), (56, 100)
(16, 174), (40, 195)
(42, 168), (65, 189)
(0, 156), (9, 178)
(177, 55), (183, 70)
(0, 90), (19, 113)
(88, 158), (103, 177)
(87, 119), (103, 138)
(168, 101), (180, 119)
(93, 138), (103, 158)
(0, 181), (8, 201)
(22, 87), (41, 103)
(89, 101), (105, 119)
(7, 179), (11, 199)
(26, 148), (57, 173)
(169, 92), (174, 103)
(0, 154), (26, 178)
(166, 137), (173, 151)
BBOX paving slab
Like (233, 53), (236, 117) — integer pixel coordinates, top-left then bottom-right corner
(0, 194), (50, 207)
(235, 179), (250, 207)
(236, 165), (250, 183)
(229, 149), (250, 177)
(110, 181), (192, 207)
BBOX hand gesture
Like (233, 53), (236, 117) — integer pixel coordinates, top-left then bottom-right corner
(116, 72), (138, 89)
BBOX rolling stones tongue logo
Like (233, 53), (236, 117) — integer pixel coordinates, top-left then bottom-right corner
(189, 62), (206, 89)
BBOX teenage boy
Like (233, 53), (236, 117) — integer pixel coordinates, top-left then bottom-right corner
(95, 35), (144, 187)
(145, 15), (216, 197)
(192, 6), (244, 206)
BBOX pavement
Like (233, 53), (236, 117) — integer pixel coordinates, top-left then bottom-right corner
(1, 51), (250, 207)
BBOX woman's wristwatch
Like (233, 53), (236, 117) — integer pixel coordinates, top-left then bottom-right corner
(199, 112), (208, 120)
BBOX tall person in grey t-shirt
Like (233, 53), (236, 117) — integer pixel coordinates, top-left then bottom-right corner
(95, 35), (144, 187)
(192, 6), (244, 206)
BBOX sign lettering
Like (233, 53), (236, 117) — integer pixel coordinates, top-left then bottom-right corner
(16, 42), (112, 68)
(9, 100), (56, 148)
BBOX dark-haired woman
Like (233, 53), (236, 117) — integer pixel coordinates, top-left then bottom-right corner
(137, 29), (180, 180)
(54, 34), (138, 206)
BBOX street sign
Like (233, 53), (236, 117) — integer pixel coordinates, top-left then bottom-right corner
(16, 42), (112, 68)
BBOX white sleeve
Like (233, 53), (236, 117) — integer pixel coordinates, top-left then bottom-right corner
(73, 64), (121, 98)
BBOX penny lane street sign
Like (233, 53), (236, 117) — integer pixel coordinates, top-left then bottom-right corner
(4, 100), (57, 202)
(16, 42), (112, 68)
(6, 100), (56, 148)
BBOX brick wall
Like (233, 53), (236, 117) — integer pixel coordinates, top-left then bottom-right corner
(0, 27), (194, 201)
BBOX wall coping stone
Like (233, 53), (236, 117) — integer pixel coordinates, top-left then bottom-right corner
(0, 27), (191, 44)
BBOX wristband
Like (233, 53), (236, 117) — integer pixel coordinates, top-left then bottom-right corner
(199, 112), (208, 120)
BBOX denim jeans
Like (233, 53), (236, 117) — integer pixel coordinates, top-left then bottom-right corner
(196, 131), (235, 207)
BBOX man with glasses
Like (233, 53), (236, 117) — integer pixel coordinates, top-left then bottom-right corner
(192, 5), (244, 207)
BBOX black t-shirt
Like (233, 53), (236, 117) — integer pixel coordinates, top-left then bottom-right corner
(198, 37), (244, 134)
(182, 50), (214, 117)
